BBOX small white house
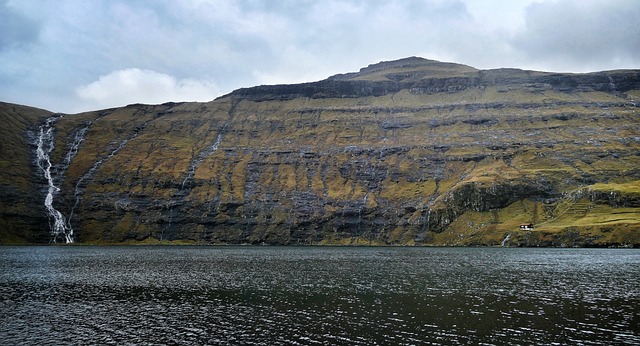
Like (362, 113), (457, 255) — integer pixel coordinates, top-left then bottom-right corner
(519, 223), (534, 231)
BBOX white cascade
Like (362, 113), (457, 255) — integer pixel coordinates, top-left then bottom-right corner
(68, 136), (132, 229)
(63, 123), (90, 168)
(35, 117), (73, 243)
(356, 193), (369, 237)
(607, 75), (617, 93)
(501, 233), (511, 247)
(424, 208), (431, 233)
(68, 121), (147, 229)
(181, 124), (227, 189)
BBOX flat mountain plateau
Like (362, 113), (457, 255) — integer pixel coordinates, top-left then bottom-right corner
(2, 57), (640, 246)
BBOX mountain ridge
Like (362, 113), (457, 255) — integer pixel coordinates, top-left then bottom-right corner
(1, 57), (639, 246)
(224, 57), (640, 102)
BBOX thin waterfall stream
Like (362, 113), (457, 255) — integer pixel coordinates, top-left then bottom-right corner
(68, 121), (147, 231)
(165, 122), (229, 237)
(35, 117), (73, 243)
(181, 125), (227, 189)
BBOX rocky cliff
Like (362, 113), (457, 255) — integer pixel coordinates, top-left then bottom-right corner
(2, 57), (640, 246)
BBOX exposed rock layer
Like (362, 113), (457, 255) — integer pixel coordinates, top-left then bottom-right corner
(1, 57), (639, 246)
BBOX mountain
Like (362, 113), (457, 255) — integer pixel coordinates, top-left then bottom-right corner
(2, 57), (640, 246)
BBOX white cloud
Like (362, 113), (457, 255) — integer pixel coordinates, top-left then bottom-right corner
(76, 68), (220, 109)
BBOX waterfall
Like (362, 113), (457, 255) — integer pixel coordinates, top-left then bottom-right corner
(607, 74), (617, 93)
(63, 123), (90, 168)
(68, 122), (146, 230)
(423, 208), (431, 233)
(181, 123), (228, 189)
(501, 233), (511, 247)
(356, 193), (369, 237)
(181, 132), (224, 189)
(35, 117), (73, 243)
(158, 122), (228, 240)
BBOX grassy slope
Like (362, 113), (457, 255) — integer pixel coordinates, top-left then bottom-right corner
(207, 84), (638, 245)
(0, 102), (52, 243)
(2, 60), (639, 245)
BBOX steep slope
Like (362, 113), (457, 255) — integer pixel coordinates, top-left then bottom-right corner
(2, 57), (640, 246)
(0, 103), (53, 243)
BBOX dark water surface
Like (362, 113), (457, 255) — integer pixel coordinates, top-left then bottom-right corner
(1, 246), (638, 345)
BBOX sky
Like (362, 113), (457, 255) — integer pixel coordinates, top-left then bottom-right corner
(1, 0), (639, 114)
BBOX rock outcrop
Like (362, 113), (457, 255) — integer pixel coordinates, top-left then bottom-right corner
(1, 57), (639, 246)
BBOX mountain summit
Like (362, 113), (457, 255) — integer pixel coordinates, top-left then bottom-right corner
(1, 58), (639, 246)
(328, 56), (477, 81)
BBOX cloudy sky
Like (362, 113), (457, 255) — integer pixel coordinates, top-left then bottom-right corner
(1, 0), (639, 113)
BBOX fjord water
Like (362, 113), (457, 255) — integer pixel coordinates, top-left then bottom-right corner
(1, 247), (638, 345)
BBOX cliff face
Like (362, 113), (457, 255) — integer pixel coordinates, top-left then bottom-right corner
(2, 57), (640, 246)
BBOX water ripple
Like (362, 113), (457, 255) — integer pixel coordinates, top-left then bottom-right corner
(1, 246), (639, 345)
